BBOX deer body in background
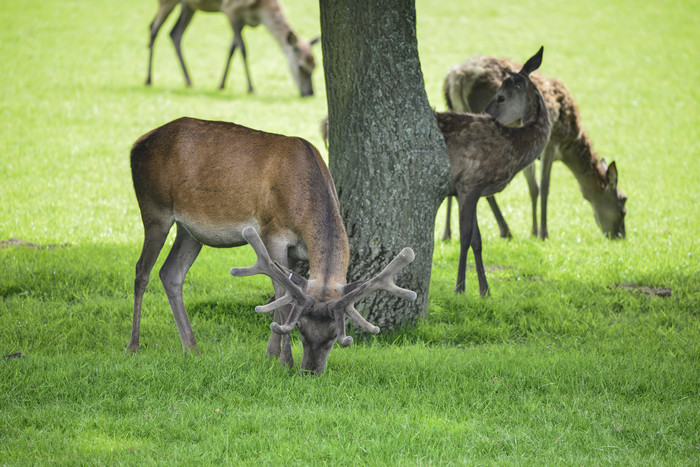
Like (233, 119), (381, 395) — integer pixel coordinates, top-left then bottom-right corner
(145, 0), (319, 97)
(443, 54), (626, 240)
(436, 47), (551, 295)
(128, 117), (415, 375)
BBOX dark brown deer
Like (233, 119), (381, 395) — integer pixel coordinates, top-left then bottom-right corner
(128, 117), (416, 375)
(442, 54), (627, 240)
(435, 47), (552, 295)
(145, 0), (320, 97)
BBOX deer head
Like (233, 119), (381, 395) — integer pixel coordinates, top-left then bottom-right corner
(231, 227), (416, 375)
(484, 46), (544, 126)
(286, 32), (320, 97)
(593, 160), (627, 238)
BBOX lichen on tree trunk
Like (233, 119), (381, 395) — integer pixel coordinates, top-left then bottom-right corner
(320, 0), (450, 330)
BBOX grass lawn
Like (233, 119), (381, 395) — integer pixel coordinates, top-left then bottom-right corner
(1, 0), (698, 464)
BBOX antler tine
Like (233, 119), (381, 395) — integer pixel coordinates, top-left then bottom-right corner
(270, 303), (306, 335)
(338, 247), (417, 307)
(330, 247), (417, 343)
(230, 227), (313, 333)
(230, 227), (278, 276)
(334, 311), (353, 347)
(254, 293), (294, 314)
(345, 305), (380, 334)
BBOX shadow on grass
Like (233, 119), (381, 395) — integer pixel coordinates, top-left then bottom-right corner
(105, 83), (310, 106)
(1, 239), (697, 355)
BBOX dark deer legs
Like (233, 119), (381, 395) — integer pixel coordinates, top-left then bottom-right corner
(220, 19), (254, 93)
(129, 220), (170, 353)
(159, 224), (202, 353)
(169, 4), (196, 87)
(129, 221), (202, 354)
(455, 194), (490, 297)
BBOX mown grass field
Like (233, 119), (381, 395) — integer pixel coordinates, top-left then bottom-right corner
(1, 0), (698, 464)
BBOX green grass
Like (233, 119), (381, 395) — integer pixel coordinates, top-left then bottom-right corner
(1, 0), (699, 464)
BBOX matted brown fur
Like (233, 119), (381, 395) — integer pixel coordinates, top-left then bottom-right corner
(436, 48), (552, 295)
(444, 55), (627, 238)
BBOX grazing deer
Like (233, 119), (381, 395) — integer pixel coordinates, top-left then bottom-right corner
(128, 117), (416, 375)
(145, 0), (320, 97)
(435, 47), (551, 295)
(442, 54), (627, 240)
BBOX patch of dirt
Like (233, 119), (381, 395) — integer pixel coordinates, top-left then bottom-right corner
(2, 352), (26, 359)
(613, 283), (672, 299)
(0, 238), (69, 249)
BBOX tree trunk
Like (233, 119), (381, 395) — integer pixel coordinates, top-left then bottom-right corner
(320, 0), (450, 330)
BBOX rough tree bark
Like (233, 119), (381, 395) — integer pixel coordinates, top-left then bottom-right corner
(319, 0), (450, 330)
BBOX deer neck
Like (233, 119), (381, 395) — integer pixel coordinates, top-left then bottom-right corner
(297, 155), (350, 298)
(558, 134), (608, 202)
(514, 90), (552, 171)
(303, 218), (349, 300)
(259, 4), (296, 55)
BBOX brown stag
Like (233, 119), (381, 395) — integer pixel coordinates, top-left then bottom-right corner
(128, 117), (416, 375)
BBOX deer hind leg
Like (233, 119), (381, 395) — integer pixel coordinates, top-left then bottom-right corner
(169, 3), (196, 87)
(146, 0), (179, 85)
(442, 196), (453, 241)
(486, 196), (513, 239)
(159, 223), (202, 353)
(455, 194), (479, 294)
(129, 219), (172, 353)
(522, 162), (539, 237)
(538, 144), (556, 240)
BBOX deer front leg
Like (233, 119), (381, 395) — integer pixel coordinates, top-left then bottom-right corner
(442, 196), (453, 241)
(159, 224), (202, 353)
(470, 211), (490, 297)
(486, 196), (513, 239)
(522, 162), (539, 237)
(221, 21), (254, 93)
(237, 29), (254, 94)
(263, 237), (293, 367)
(266, 306), (293, 366)
(538, 144), (556, 240)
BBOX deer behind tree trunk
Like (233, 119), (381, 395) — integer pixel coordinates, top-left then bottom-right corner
(443, 55), (627, 239)
(437, 47), (552, 295)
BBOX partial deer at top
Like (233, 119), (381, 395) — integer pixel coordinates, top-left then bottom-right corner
(435, 47), (552, 295)
(443, 54), (627, 239)
(145, 0), (320, 97)
(128, 117), (416, 375)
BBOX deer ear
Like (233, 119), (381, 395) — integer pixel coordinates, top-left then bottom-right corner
(507, 70), (526, 89)
(287, 31), (299, 48)
(605, 161), (618, 188)
(519, 46), (544, 75)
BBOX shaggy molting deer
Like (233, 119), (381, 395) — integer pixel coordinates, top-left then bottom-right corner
(146, 0), (320, 97)
(128, 117), (416, 375)
(436, 47), (552, 295)
(443, 55), (627, 239)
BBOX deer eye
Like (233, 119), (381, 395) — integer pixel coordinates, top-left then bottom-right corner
(497, 95), (506, 103)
